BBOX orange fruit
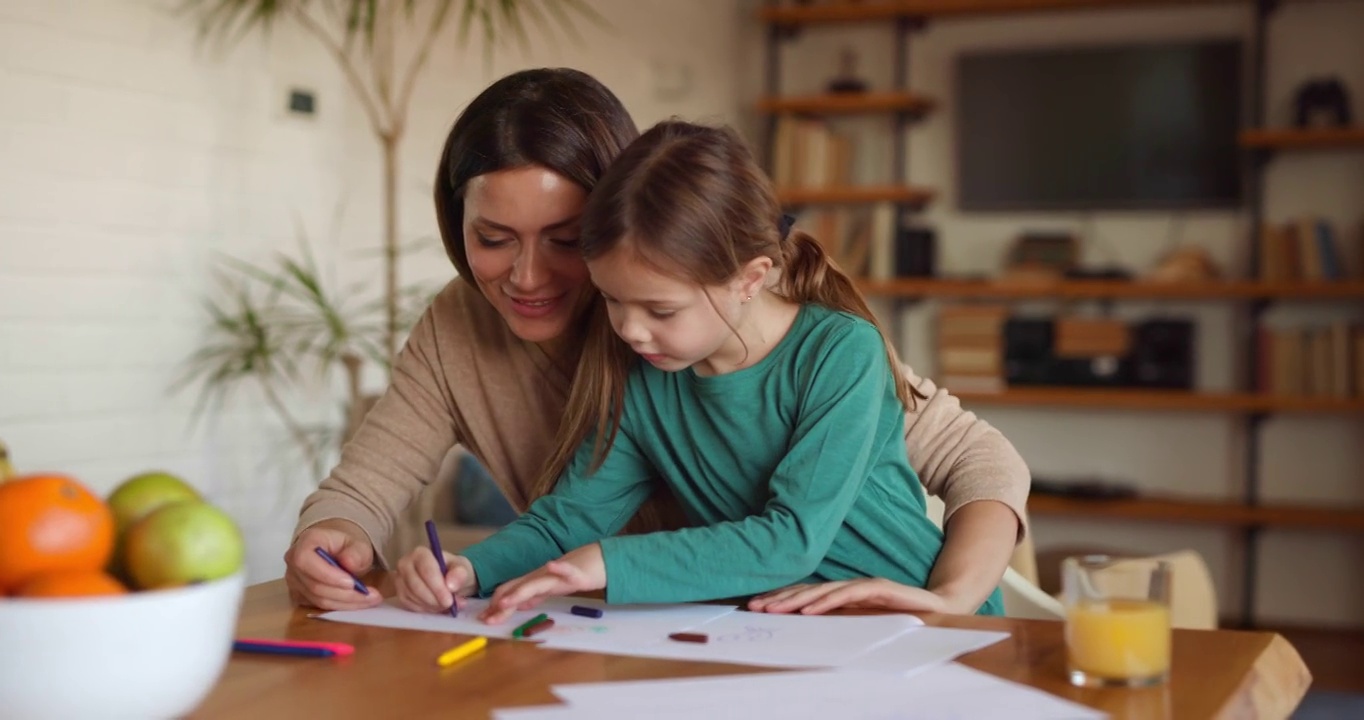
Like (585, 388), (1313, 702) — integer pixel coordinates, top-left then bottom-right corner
(14, 570), (128, 598)
(0, 474), (115, 593)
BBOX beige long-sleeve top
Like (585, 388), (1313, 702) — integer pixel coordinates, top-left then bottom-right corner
(295, 279), (1031, 566)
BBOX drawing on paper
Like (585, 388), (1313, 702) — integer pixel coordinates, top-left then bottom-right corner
(712, 626), (776, 643)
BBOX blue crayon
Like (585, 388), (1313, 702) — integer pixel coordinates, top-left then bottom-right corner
(570, 605), (603, 619)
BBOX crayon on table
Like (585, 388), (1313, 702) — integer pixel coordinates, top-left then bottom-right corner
(511, 613), (550, 639)
(234, 638), (356, 658)
(424, 520), (459, 618)
(436, 636), (488, 667)
(522, 618), (556, 638)
(668, 632), (709, 644)
(570, 605), (604, 619)
(313, 547), (369, 596)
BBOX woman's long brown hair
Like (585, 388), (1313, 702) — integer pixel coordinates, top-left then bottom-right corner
(530, 121), (924, 501)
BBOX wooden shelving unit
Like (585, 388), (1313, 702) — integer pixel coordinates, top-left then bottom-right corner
(759, 0), (1244, 24)
(1239, 126), (1364, 150)
(759, 0), (1364, 631)
(776, 185), (935, 206)
(857, 277), (1364, 300)
(954, 387), (1364, 413)
(1028, 495), (1364, 533)
(757, 91), (934, 116)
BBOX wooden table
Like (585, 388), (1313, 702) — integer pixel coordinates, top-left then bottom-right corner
(193, 578), (1311, 719)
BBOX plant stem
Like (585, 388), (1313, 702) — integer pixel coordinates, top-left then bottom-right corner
(381, 129), (400, 364)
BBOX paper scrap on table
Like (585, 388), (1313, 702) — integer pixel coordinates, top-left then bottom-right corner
(314, 596), (734, 641)
(489, 663), (1107, 720)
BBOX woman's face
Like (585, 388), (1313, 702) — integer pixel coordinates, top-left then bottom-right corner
(462, 166), (594, 345)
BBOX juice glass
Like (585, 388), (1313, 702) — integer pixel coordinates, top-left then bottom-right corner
(1063, 555), (1172, 688)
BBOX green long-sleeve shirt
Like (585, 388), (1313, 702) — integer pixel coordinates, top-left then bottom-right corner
(462, 304), (1004, 614)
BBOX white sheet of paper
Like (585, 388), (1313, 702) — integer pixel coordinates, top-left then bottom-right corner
(539, 663), (1108, 720)
(315, 596), (736, 640)
(840, 626), (1011, 675)
(539, 610), (924, 669)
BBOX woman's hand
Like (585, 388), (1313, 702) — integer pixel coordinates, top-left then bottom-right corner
(394, 547), (477, 615)
(747, 578), (949, 616)
(283, 519), (384, 610)
(479, 544), (606, 624)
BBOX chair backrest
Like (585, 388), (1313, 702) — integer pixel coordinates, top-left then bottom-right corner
(1001, 566), (1066, 620)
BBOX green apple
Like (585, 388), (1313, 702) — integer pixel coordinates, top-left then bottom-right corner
(123, 501), (245, 590)
(107, 471), (201, 533)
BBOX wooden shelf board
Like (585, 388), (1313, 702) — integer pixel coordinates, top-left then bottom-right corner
(855, 277), (1364, 300)
(955, 387), (1364, 413)
(1028, 494), (1364, 532)
(1239, 127), (1364, 150)
(759, 0), (1240, 24)
(777, 185), (934, 206)
(757, 91), (935, 116)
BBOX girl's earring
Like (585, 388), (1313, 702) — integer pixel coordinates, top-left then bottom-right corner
(744, 295), (752, 303)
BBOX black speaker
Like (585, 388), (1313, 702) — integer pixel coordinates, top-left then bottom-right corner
(895, 226), (936, 277)
(1130, 319), (1195, 389)
(1003, 318), (1054, 386)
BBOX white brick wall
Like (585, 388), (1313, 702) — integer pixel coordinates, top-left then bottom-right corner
(0, 0), (745, 581)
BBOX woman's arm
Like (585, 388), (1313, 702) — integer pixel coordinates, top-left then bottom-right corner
(902, 365), (1030, 613)
(283, 288), (468, 609)
(901, 365), (1030, 535)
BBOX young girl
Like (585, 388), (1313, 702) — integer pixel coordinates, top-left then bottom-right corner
(394, 120), (1006, 620)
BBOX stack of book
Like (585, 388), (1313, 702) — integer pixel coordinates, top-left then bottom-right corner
(935, 305), (1009, 394)
(1258, 322), (1364, 398)
(1258, 216), (1356, 282)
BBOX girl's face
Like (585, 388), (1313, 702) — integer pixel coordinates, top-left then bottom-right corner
(588, 246), (750, 376)
(462, 166), (594, 345)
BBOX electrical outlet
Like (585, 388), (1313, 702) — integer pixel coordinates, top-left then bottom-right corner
(287, 88), (317, 116)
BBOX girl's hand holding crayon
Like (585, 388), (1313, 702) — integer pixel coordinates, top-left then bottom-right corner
(479, 543), (605, 625)
(747, 578), (948, 616)
(393, 547), (477, 615)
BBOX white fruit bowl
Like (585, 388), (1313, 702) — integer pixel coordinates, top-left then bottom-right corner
(0, 571), (246, 720)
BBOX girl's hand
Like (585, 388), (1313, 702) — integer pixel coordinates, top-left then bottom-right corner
(479, 543), (606, 624)
(283, 519), (384, 611)
(394, 547), (477, 615)
(747, 578), (948, 616)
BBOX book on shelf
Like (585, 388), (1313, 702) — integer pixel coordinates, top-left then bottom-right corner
(1257, 322), (1362, 398)
(793, 203), (896, 280)
(770, 116), (854, 190)
(1258, 215), (1353, 282)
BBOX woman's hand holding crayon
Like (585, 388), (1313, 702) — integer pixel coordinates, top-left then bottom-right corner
(394, 547), (477, 615)
(746, 578), (948, 616)
(479, 543), (605, 625)
(284, 519), (383, 611)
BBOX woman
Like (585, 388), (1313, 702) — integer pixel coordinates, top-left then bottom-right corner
(283, 68), (1029, 615)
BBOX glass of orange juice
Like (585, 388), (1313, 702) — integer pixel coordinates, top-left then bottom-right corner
(1063, 555), (1172, 688)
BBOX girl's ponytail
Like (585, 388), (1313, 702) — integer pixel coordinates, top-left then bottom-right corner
(780, 228), (924, 410)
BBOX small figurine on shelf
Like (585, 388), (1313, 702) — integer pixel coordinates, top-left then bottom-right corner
(1293, 76), (1354, 128)
(826, 46), (869, 94)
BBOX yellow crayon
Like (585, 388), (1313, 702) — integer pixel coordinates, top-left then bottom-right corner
(436, 636), (488, 668)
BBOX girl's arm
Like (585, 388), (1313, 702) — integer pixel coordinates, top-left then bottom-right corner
(459, 429), (654, 595)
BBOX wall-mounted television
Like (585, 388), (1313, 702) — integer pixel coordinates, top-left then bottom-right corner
(955, 40), (1244, 212)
